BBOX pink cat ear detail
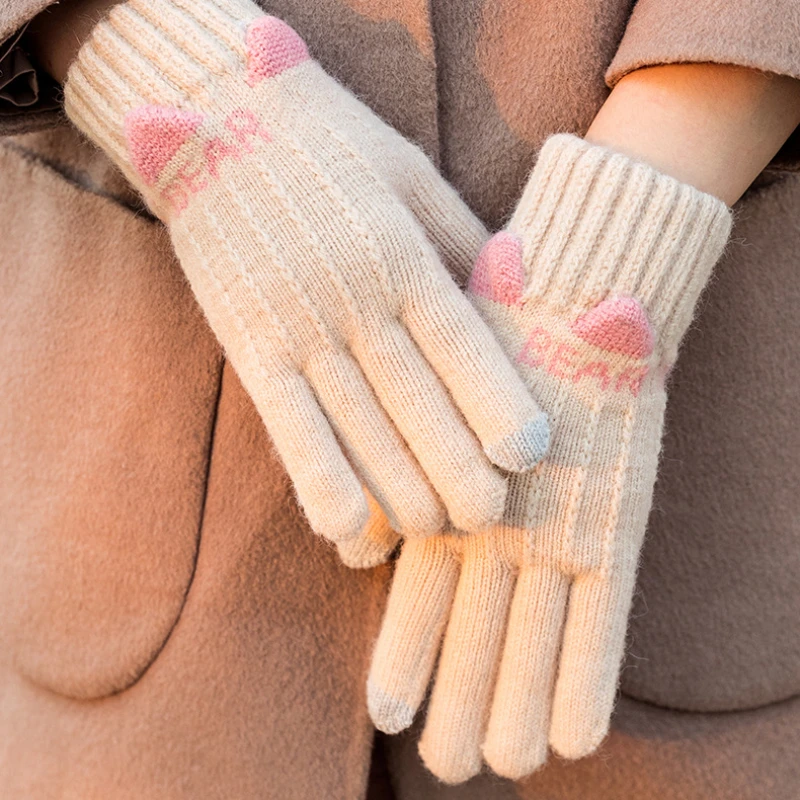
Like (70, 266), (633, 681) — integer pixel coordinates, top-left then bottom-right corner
(246, 16), (310, 86)
(124, 105), (204, 185)
(572, 296), (655, 358)
(469, 232), (525, 306)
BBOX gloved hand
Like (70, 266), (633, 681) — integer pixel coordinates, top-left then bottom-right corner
(366, 134), (732, 782)
(63, 0), (549, 544)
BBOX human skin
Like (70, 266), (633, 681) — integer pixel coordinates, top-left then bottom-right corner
(586, 62), (800, 205)
(25, 0), (123, 78)
(27, 0), (800, 207)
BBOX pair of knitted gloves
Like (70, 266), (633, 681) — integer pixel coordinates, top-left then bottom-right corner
(64, 0), (731, 784)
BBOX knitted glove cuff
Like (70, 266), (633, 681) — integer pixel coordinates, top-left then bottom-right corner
(64, 0), (310, 205)
(509, 134), (732, 360)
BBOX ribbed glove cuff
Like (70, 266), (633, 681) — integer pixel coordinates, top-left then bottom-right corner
(510, 135), (732, 359)
(64, 0), (308, 200)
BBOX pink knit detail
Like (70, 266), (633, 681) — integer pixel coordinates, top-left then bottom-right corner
(572, 296), (654, 359)
(245, 16), (310, 86)
(469, 232), (525, 306)
(517, 324), (649, 395)
(124, 106), (204, 185)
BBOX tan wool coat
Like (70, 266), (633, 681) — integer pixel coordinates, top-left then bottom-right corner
(1, 1), (799, 798)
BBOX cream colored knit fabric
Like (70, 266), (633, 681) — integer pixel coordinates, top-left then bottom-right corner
(63, 0), (551, 544)
(367, 135), (732, 782)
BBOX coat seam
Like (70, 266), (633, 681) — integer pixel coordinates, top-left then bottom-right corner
(100, 353), (226, 698)
(620, 687), (800, 716)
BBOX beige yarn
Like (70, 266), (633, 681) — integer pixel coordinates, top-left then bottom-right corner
(63, 0), (550, 544)
(367, 135), (732, 782)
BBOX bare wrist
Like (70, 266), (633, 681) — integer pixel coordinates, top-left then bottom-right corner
(26, 0), (123, 84)
(586, 63), (800, 205)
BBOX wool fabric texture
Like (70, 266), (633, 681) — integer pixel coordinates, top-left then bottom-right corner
(62, 0), (550, 544)
(366, 134), (732, 783)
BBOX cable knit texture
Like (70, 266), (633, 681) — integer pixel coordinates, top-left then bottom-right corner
(367, 134), (732, 783)
(63, 0), (550, 544)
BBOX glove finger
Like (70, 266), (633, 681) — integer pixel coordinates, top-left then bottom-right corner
(167, 225), (369, 543)
(401, 154), (488, 288)
(418, 544), (514, 784)
(368, 537), (459, 732)
(254, 367), (369, 543)
(305, 348), (445, 536)
(400, 267), (550, 475)
(337, 496), (401, 569)
(549, 392), (660, 757)
(354, 321), (507, 533)
(482, 563), (570, 779)
(548, 569), (637, 759)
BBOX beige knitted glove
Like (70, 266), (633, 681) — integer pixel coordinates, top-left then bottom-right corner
(63, 0), (550, 544)
(367, 135), (732, 782)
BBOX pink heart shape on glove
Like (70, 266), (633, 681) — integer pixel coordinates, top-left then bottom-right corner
(124, 105), (204, 185)
(469, 232), (525, 306)
(572, 296), (654, 358)
(246, 17), (310, 86)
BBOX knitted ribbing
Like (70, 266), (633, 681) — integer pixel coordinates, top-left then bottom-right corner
(509, 135), (731, 362)
(63, 0), (551, 543)
(367, 135), (732, 783)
